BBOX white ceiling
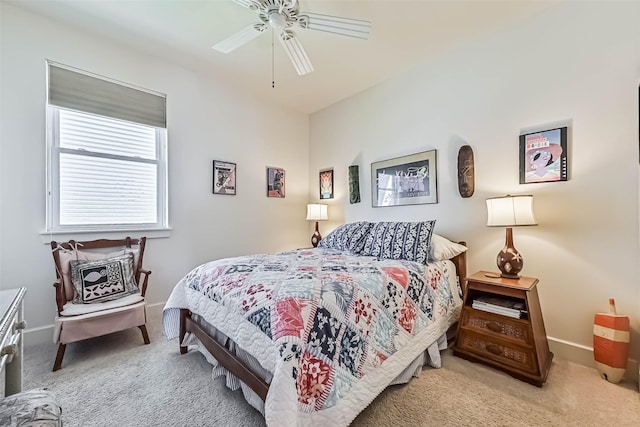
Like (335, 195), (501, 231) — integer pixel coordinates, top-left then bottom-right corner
(9, 0), (557, 113)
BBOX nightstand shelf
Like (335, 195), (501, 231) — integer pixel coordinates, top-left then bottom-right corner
(453, 271), (553, 387)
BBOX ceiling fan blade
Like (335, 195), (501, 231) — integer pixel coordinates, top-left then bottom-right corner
(212, 23), (267, 53)
(231, 0), (261, 11)
(279, 30), (314, 75)
(298, 12), (371, 40)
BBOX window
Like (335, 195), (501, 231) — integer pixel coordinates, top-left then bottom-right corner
(46, 62), (168, 233)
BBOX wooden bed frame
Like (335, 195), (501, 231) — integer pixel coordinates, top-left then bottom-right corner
(178, 242), (467, 403)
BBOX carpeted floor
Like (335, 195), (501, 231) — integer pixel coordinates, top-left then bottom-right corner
(23, 307), (640, 426)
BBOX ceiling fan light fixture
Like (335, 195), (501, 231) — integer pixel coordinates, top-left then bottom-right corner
(268, 12), (287, 30)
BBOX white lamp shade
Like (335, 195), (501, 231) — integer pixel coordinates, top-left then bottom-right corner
(486, 195), (537, 227)
(306, 204), (328, 221)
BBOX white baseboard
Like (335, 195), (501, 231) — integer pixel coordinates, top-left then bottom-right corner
(146, 302), (165, 315)
(23, 324), (56, 348)
(549, 335), (639, 385)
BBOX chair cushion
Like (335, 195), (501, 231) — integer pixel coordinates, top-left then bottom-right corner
(0, 388), (62, 427)
(59, 293), (144, 317)
(69, 253), (139, 304)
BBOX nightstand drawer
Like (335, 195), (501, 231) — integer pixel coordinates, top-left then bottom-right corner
(461, 308), (531, 345)
(457, 329), (538, 374)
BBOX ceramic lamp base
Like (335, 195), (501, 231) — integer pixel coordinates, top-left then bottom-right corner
(311, 221), (322, 247)
(498, 270), (521, 280)
(496, 227), (523, 280)
(311, 231), (321, 247)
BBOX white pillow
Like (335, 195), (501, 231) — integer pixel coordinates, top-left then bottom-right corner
(429, 234), (467, 261)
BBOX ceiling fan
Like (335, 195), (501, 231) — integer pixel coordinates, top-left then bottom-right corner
(213, 0), (371, 76)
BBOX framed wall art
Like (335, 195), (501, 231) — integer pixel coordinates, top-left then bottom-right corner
(212, 160), (236, 195)
(266, 166), (285, 198)
(371, 150), (438, 207)
(519, 127), (568, 184)
(319, 168), (334, 199)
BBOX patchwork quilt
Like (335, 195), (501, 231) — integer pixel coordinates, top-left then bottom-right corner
(163, 248), (462, 426)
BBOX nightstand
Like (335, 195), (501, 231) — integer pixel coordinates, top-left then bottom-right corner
(453, 271), (553, 387)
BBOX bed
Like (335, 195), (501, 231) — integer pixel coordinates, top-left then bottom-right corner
(163, 221), (467, 426)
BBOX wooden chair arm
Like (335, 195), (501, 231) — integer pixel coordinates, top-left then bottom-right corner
(53, 279), (65, 315)
(139, 268), (151, 297)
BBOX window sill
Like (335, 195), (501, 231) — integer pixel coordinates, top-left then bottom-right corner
(40, 227), (172, 244)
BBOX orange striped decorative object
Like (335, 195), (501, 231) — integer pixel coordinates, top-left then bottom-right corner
(593, 298), (630, 384)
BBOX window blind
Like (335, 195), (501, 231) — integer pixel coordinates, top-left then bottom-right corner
(48, 63), (166, 128)
(58, 110), (158, 226)
(59, 153), (157, 225)
(59, 109), (157, 160)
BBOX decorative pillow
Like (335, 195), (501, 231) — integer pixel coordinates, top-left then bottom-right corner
(317, 221), (373, 253)
(70, 253), (139, 304)
(429, 234), (468, 261)
(361, 221), (436, 264)
(57, 247), (140, 302)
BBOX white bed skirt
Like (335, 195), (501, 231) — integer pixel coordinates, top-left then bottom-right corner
(179, 313), (449, 416)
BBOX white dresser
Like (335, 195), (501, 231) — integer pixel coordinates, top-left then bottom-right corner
(0, 287), (26, 396)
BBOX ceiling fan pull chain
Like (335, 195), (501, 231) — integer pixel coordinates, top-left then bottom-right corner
(272, 29), (276, 88)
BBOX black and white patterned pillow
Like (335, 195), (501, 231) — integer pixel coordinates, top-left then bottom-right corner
(361, 221), (436, 264)
(70, 253), (139, 304)
(318, 221), (374, 253)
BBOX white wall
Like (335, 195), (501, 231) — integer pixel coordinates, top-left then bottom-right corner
(0, 4), (309, 340)
(309, 2), (640, 376)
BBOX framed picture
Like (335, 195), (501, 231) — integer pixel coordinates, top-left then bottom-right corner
(371, 150), (438, 207)
(519, 127), (568, 184)
(266, 167), (285, 198)
(319, 168), (334, 199)
(212, 160), (236, 195)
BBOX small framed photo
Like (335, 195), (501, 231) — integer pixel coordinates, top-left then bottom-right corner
(319, 168), (334, 199)
(266, 167), (285, 198)
(519, 127), (568, 184)
(371, 150), (438, 207)
(212, 160), (236, 195)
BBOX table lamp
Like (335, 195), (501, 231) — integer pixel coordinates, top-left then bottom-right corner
(306, 204), (328, 247)
(486, 195), (537, 279)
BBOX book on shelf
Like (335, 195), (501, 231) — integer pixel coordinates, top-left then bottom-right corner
(472, 296), (527, 319)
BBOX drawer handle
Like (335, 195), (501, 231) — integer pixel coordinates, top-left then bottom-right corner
(14, 320), (27, 330)
(485, 343), (502, 355)
(486, 322), (502, 333)
(1, 344), (17, 356)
